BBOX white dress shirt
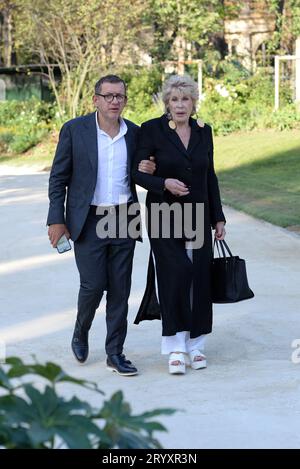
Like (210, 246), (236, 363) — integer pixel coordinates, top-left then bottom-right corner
(91, 112), (132, 206)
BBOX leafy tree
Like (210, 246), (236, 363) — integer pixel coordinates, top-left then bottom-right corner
(0, 0), (19, 66)
(144, 0), (238, 70)
(267, 0), (300, 53)
(16, 0), (147, 118)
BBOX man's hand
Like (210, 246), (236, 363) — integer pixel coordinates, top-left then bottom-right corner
(48, 224), (70, 248)
(214, 221), (226, 240)
(138, 156), (156, 175)
(164, 179), (190, 197)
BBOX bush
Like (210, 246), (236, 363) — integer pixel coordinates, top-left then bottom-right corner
(0, 132), (14, 144)
(0, 356), (176, 449)
(8, 129), (49, 153)
(214, 58), (251, 84)
(121, 63), (299, 134)
(1, 61), (299, 157)
(123, 65), (163, 125)
(0, 99), (56, 154)
(199, 70), (300, 135)
(266, 105), (300, 130)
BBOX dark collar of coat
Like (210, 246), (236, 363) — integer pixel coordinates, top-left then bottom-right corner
(82, 112), (136, 173)
(160, 114), (204, 159)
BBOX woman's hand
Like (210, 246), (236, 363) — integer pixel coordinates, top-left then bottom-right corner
(214, 221), (226, 240)
(164, 178), (190, 196)
(138, 156), (156, 174)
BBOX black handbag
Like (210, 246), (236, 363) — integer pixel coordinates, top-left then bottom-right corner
(212, 239), (254, 303)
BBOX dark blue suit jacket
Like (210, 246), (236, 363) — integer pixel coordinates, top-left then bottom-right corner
(47, 112), (140, 241)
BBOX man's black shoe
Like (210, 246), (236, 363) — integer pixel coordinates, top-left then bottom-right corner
(71, 327), (89, 364)
(106, 354), (138, 376)
(120, 353), (136, 368)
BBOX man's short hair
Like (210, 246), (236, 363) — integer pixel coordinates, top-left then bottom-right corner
(94, 75), (126, 95)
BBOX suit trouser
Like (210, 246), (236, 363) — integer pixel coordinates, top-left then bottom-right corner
(73, 208), (135, 355)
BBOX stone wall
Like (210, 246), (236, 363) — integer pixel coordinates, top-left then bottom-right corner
(224, 0), (276, 70)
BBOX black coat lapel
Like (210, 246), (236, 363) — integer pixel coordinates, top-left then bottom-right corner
(160, 115), (191, 159)
(82, 113), (98, 173)
(187, 118), (203, 155)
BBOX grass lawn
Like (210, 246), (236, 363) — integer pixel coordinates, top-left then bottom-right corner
(214, 129), (300, 229)
(0, 128), (299, 229)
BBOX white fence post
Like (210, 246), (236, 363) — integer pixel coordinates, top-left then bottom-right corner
(274, 56), (280, 110)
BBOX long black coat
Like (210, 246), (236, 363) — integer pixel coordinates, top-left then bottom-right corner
(132, 115), (226, 337)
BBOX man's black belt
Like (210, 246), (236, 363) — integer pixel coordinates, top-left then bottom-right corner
(89, 202), (133, 215)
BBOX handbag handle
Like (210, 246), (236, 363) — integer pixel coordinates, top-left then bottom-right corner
(214, 238), (222, 257)
(213, 239), (233, 258)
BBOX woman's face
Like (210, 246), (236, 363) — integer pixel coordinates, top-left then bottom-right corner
(167, 88), (194, 124)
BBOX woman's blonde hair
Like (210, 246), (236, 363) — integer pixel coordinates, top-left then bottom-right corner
(162, 74), (199, 114)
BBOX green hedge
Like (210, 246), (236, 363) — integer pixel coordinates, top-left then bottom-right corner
(0, 99), (56, 153)
(199, 71), (300, 134)
(122, 64), (300, 133)
(1, 63), (299, 156)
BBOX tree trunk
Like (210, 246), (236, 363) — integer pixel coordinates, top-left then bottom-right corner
(280, 0), (293, 53)
(2, 7), (13, 67)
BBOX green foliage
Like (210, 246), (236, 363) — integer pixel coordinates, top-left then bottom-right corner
(123, 66), (163, 125)
(1, 61), (299, 154)
(199, 69), (300, 135)
(0, 99), (55, 153)
(144, 0), (232, 62)
(8, 130), (48, 153)
(16, 0), (148, 118)
(124, 66), (162, 110)
(213, 59), (251, 83)
(0, 356), (176, 449)
(123, 60), (300, 134)
(266, 105), (300, 130)
(267, 0), (300, 51)
(124, 104), (162, 127)
(0, 99), (54, 123)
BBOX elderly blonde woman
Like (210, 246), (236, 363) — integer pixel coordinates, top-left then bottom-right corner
(132, 75), (226, 374)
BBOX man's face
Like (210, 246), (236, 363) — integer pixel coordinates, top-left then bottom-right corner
(93, 81), (127, 121)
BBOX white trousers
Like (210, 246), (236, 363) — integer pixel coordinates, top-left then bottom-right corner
(153, 242), (207, 355)
(161, 330), (206, 355)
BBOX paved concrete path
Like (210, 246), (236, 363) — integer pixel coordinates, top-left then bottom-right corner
(0, 167), (300, 449)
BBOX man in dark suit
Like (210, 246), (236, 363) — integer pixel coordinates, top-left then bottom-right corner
(47, 75), (154, 376)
